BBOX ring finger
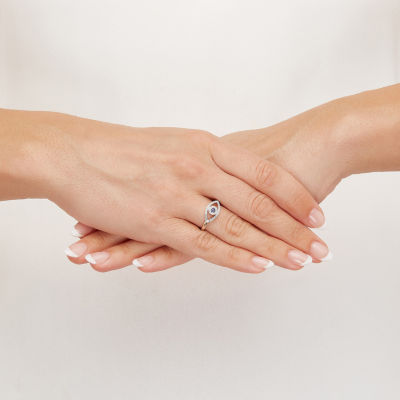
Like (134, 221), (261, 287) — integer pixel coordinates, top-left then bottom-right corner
(178, 196), (316, 270)
(204, 173), (331, 261)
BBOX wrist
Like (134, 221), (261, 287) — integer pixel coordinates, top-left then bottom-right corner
(0, 109), (72, 201)
(332, 84), (400, 176)
(321, 98), (361, 180)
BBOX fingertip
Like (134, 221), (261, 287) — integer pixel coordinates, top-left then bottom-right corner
(137, 267), (156, 273)
(90, 264), (109, 273)
(132, 258), (145, 267)
(132, 255), (154, 268)
(252, 268), (266, 274)
(318, 220), (328, 230)
(66, 255), (86, 265)
(308, 207), (326, 228)
(85, 254), (96, 264)
(72, 222), (95, 238)
(71, 227), (84, 238)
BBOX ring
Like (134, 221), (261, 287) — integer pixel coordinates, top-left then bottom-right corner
(201, 200), (221, 231)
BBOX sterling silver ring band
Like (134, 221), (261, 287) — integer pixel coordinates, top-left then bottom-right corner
(201, 200), (221, 231)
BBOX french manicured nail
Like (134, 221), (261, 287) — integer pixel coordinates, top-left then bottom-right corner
(71, 227), (83, 238)
(64, 242), (87, 258)
(252, 256), (274, 271)
(320, 250), (333, 262)
(85, 252), (110, 265)
(288, 250), (312, 267)
(308, 208), (325, 228)
(318, 220), (327, 230)
(310, 241), (330, 260)
(71, 223), (92, 238)
(132, 255), (154, 267)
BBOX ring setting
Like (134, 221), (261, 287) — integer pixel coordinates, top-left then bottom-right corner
(201, 200), (221, 231)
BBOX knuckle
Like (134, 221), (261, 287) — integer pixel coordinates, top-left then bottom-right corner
(145, 207), (167, 228)
(167, 155), (208, 180)
(118, 243), (136, 259)
(255, 160), (276, 188)
(288, 222), (307, 242)
(188, 129), (215, 144)
(227, 246), (243, 264)
(156, 181), (183, 200)
(288, 191), (304, 207)
(258, 237), (275, 257)
(195, 231), (219, 252)
(291, 190), (311, 211)
(91, 231), (109, 248)
(248, 192), (275, 220)
(152, 216), (178, 242)
(185, 130), (217, 154)
(160, 246), (175, 261)
(157, 216), (180, 235)
(224, 214), (248, 240)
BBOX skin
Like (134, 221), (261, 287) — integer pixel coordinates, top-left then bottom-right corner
(67, 83), (400, 273)
(0, 109), (329, 274)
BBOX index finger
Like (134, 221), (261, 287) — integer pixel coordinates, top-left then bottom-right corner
(210, 139), (325, 228)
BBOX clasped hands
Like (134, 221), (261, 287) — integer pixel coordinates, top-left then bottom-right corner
(0, 85), (395, 273)
(60, 102), (342, 274)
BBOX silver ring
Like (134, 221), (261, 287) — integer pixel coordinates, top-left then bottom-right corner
(201, 200), (221, 231)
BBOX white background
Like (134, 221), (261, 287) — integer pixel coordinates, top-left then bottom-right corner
(1, 0), (400, 399)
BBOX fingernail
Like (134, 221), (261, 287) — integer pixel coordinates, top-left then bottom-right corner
(320, 250), (333, 262)
(132, 255), (154, 267)
(252, 256), (274, 271)
(64, 242), (87, 258)
(85, 251), (109, 265)
(71, 223), (92, 238)
(71, 227), (83, 238)
(288, 250), (312, 267)
(308, 208), (325, 228)
(318, 220), (327, 230)
(310, 241), (330, 260)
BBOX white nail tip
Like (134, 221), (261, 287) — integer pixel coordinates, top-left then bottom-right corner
(302, 255), (313, 266)
(320, 251), (333, 262)
(132, 259), (143, 267)
(85, 254), (96, 264)
(64, 248), (78, 258)
(318, 221), (327, 230)
(265, 260), (275, 269)
(71, 228), (83, 238)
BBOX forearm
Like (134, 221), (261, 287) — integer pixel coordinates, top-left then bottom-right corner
(337, 84), (400, 176)
(223, 84), (400, 203)
(0, 109), (70, 201)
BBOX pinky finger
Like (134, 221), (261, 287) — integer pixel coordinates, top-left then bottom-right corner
(86, 240), (161, 272)
(134, 247), (193, 273)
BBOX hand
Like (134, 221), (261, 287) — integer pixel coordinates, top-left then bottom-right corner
(224, 101), (347, 203)
(64, 102), (344, 273)
(19, 112), (328, 273)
